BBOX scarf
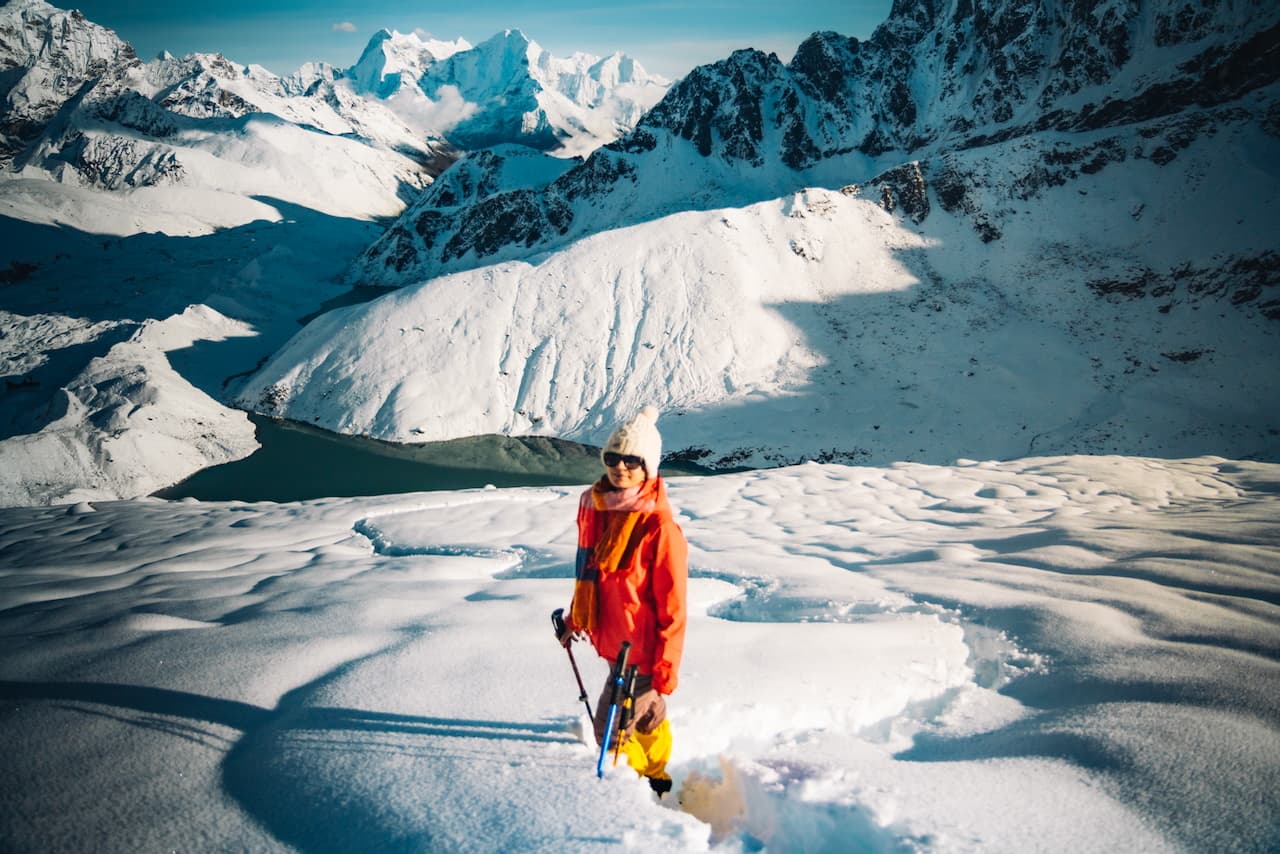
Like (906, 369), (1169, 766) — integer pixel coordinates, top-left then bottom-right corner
(569, 475), (664, 633)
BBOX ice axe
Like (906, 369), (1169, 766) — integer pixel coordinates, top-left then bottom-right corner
(551, 608), (593, 721)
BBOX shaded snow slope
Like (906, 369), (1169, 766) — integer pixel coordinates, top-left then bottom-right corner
(0, 305), (258, 506)
(241, 111), (1280, 466)
(0, 199), (387, 507)
(0, 456), (1275, 850)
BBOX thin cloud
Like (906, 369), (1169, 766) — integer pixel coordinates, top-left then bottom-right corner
(332, 22), (358, 33)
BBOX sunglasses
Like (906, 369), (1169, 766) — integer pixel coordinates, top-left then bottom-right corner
(603, 452), (645, 470)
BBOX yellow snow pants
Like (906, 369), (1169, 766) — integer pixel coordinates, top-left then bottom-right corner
(617, 717), (673, 782)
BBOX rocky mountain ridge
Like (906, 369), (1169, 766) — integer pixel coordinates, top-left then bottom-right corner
(0, 0), (136, 166)
(347, 0), (1280, 288)
(1, 0), (1277, 504)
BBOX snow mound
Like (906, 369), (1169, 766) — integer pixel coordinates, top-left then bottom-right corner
(0, 305), (259, 506)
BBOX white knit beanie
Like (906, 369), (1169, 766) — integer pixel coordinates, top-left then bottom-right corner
(602, 405), (662, 478)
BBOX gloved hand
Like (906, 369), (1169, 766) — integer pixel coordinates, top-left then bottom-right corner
(551, 608), (580, 647)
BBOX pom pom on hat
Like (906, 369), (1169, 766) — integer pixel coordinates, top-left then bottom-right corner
(602, 405), (662, 478)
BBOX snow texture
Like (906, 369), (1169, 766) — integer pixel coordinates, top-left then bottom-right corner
(0, 457), (1277, 851)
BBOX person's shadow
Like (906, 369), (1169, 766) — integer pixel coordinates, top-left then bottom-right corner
(0, 679), (579, 852)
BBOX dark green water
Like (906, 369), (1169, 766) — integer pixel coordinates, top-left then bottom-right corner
(155, 415), (715, 503)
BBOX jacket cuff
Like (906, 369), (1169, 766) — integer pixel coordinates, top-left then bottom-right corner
(651, 661), (677, 694)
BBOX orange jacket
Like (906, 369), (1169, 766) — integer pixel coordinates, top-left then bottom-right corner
(573, 477), (688, 694)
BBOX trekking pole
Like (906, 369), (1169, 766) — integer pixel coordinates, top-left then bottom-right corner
(551, 609), (593, 720)
(612, 664), (639, 768)
(596, 641), (631, 778)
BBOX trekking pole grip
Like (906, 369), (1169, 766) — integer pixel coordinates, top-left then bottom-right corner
(552, 609), (593, 720)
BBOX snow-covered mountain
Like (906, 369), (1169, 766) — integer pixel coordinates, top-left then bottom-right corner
(339, 26), (668, 158)
(346, 28), (471, 99)
(0, 0), (676, 506)
(0, 0), (440, 229)
(412, 29), (668, 156)
(0, 0), (136, 166)
(3, 0), (1278, 505)
(0, 1), (665, 232)
(254, 0), (1280, 468)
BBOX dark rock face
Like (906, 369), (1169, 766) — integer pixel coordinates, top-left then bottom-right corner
(89, 91), (179, 137)
(845, 161), (930, 224)
(1087, 251), (1280, 320)
(555, 148), (636, 201)
(0, 1), (138, 165)
(441, 190), (573, 262)
(353, 144), (583, 280)
(642, 49), (787, 165)
(929, 156), (1002, 242)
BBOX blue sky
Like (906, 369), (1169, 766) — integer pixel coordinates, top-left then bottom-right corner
(67, 1), (894, 80)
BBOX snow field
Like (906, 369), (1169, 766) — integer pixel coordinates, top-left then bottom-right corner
(1, 455), (1276, 851)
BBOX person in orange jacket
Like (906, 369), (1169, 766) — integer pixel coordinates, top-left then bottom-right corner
(559, 405), (688, 796)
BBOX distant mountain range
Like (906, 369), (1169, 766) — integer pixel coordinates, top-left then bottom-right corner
(0, 0), (666, 220)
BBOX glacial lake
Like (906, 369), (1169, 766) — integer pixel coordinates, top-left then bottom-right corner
(156, 414), (718, 503)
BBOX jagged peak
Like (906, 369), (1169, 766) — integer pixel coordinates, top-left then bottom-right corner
(2, 0), (62, 17)
(353, 28), (469, 65)
(472, 28), (540, 60)
(880, 0), (945, 35)
(725, 46), (783, 67)
(0, 0), (136, 64)
(673, 46), (786, 87)
(794, 30), (859, 56)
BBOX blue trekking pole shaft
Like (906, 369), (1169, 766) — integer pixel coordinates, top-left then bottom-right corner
(596, 641), (631, 778)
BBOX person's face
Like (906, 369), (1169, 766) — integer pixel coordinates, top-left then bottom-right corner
(603, 452), (647, 489)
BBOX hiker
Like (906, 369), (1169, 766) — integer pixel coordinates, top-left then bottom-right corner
(558, 405), (688, 796)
